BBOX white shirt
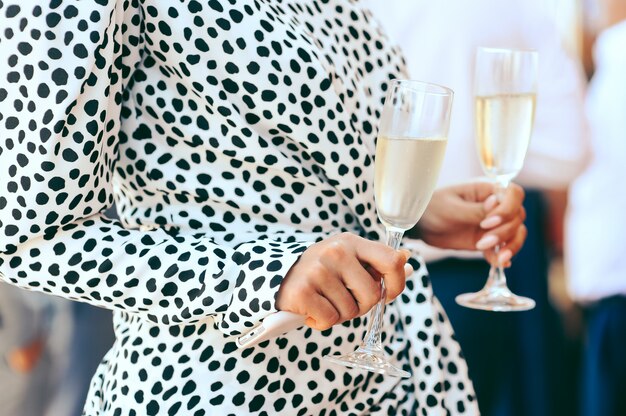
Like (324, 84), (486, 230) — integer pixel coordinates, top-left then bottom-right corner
(566, 21), (626, 303)
(366, 0), (589, 260)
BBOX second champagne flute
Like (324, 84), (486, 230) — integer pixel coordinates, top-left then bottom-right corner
(325, 79), (453, 378)
(456, 47), (538, 312)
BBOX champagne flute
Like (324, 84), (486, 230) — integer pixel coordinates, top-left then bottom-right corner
(456, 47), (538, 312)
(325, 80), (453, 378)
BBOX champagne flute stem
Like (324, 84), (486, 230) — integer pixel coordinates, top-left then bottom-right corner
(494, 180), (508, 202)
(361, 228), (404, 350)
(488, 245), (507, 288)
(487, 180), (509, 288)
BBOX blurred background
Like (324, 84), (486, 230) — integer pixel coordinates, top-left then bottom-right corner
(1, 0), (624, 415)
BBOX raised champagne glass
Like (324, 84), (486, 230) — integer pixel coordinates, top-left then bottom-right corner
(325, 80), (453, 377)
(456, 47), (538, 312)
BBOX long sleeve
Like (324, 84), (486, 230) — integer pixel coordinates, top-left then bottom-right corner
(0, 2), (310, 336)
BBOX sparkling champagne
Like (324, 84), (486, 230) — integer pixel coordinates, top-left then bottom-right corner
(475, 93), (536, 183)
(374, 135), (447, 230)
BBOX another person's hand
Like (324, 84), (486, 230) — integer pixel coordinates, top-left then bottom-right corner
(603, 0), (626, 29)
(409, 182), (527, 266)
(276, 233), (413, 331)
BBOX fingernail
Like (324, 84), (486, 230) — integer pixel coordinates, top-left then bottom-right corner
(476, 234), (499, 250)
(498, 249), (513, 265)
(480, 215), (502, 229)
(484, 195), (498, 211)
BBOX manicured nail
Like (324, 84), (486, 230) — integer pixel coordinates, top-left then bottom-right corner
(498, 249), (513, 265)
(476, 234), (499, 250)
(484, 195), (498, 211)
(480, 215), (502, 229)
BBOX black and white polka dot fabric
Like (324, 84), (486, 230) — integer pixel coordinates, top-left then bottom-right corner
(0, 1), (477, 414)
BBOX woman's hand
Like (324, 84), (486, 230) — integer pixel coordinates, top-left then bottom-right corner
(276, 233), (413, 331)
(409, 182), (527, 265)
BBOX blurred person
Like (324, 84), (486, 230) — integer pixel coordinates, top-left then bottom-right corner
(0, 284), (112, 416)
(0, 2), (530, 415)
(44, 302), (114, 416)
(365, 1), (589, 415)
(566, 1), (626, 415)
(0, 283), (63, 416)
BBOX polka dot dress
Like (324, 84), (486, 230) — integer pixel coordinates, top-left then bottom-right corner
(0, 1), (477, 414)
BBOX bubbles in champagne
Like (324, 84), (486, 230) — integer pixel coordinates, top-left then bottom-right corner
(475, 93), (536, 183)
(374, 135), (447, 230)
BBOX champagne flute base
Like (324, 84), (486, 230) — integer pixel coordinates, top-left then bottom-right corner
(324, 346), (411, 378)
(455, 287), (535, 312)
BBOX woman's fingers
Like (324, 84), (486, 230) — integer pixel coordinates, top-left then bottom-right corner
(403, 262), (414, 278)
(485, 183), (526, 223)
(476, 184), (526, 265)
(477, 184), (526, 253)
(351, 237), (408, 301)
(323, 232), (408, 302)
(317, 265), (366, 322)
(502, 224), (527, 261)
(276, 233), (410, 331)
(476, 209), (525, 251)
(324, 236), (406, 314)
(303, 295), (340, 330)
(338, 257), (382, 316)
(483, 224), (527, 266)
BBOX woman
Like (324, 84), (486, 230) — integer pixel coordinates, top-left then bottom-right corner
(0, 1), (525, 414)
